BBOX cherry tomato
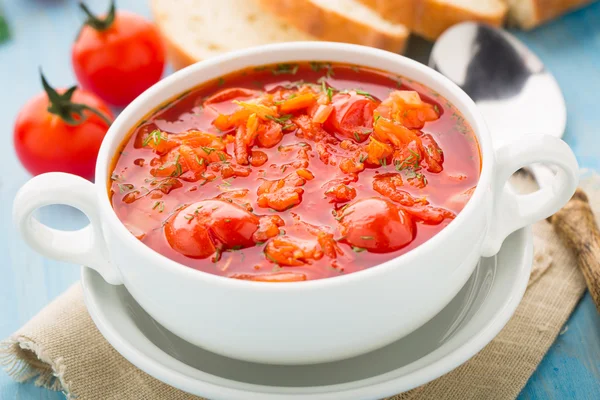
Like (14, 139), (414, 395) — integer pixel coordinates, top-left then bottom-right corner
(72, 1), (165, 107)
(339, 197), (415, 253)
(13, 73), (113, 180)
(165, 200), (259, 258)
(324, 92), (378, 142)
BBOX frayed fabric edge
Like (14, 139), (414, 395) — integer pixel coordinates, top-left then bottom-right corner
(0, 336), (75, 399)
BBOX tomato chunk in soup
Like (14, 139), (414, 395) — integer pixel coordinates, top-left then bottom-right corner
(109, 62), (481, 281)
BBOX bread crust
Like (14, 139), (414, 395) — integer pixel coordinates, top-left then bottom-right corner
(160, 31), (199, 71)
(150, 0), (198, 70)
(258, 0), (409, 53)
(515, 0), (595, 29)
(359, 0), (507, 40)
(153, 0), (394, 71)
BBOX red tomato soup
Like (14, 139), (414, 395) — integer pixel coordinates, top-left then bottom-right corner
(109, 62), (481, 282)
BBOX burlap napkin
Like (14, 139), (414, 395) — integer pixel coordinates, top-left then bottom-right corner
(0, 174), (592, 400)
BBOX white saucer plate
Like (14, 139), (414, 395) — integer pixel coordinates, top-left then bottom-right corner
(82, 228), (532, 400)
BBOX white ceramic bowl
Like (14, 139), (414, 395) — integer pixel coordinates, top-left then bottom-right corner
(81, 228), (532, 399)
(13, 42), (578, 365)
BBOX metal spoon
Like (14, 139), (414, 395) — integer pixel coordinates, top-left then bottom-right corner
(429, 23), (600, 311)
(429, 22), (566, 185)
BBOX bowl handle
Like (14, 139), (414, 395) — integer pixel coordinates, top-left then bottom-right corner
(482, 134), (579, 257)
(13, 172), (123, 285)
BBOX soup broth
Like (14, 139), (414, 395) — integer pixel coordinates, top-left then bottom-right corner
(109, 62), (481, 281)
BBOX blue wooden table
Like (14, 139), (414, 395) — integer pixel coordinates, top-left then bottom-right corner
(1, 1), (599, 399)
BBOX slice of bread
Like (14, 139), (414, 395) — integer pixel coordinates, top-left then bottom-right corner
(505, 0), (595, 29)
(257, 0), (409, 53)
(358, 0), (507, 40)
(151, 0), (316, 70)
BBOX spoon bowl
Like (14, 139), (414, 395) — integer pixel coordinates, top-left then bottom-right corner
(429, 22), (567, 148)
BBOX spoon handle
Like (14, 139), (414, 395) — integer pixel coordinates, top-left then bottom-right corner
(550, 188), (600, 312)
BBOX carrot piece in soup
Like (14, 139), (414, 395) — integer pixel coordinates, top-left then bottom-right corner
(234, 125), (250, 165)
(257, 173), (305, 211)
(420, 133), (444, 173)
(250, 150), (268, 167)
(279, 92), (316, 113)
(365, 136), (394, 166)
(253, 215), (285, 243)
(372, 174), (455, 224)
(264, 236), (322, 266)
(373, 115), (420, 147)
(380, 90), (440, 129)
(325, 182), (357, 203)
(204, 88), (257, 105)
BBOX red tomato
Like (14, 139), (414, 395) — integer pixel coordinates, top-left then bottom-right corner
(338, 197), (415, 253)
(72, 2), (165, 107)
(324, 92), (378, 142)
(165, 200), (260, 258)
(14, 74), (113, 180)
